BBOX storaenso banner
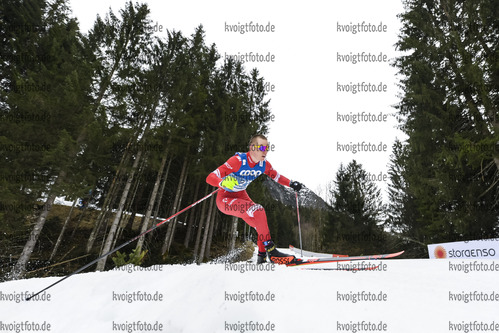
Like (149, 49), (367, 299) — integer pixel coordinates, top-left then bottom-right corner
(427, 239), (499, 259)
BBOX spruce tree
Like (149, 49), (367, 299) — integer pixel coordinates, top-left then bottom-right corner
(4, 0), (94, 279)
(389, 0), (499, 250)
(323, 160), (386, 254)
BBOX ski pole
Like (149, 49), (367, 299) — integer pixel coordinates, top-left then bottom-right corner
(26, 188), (221, 301)
(295, 191), (303, 257)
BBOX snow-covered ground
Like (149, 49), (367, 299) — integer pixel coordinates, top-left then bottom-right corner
(1, 247), (498, 333)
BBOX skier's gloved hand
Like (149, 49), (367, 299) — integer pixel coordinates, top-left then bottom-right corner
(290, 181), (303, 192)
(220, 176), (239, 191)
(231, 183), (246, 192)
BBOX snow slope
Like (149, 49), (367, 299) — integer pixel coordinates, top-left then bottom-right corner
(1, 247), (498, 333)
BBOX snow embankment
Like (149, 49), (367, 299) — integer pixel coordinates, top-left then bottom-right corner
(1, 248), (498, 333)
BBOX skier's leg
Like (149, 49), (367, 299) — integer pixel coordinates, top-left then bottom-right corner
(216, 191), (270, 253)
(216, 190), (296, 264)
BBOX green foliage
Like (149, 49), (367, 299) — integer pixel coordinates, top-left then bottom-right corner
(323, 160), (388, 254)
(1, 0), (277, 278)
(1, 0), (93, 196)
(112, 249), (148, 267)
(386, 0), (499, 256)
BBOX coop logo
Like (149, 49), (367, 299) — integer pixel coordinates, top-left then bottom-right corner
(434, 246), (447, 259)
(239, 170), (262, 177)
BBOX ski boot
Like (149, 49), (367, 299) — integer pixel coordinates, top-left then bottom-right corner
(264, 240), (297, 265)
(256, 251), (267, 264)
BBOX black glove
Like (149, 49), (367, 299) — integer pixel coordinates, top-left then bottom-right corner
(290, 181), (303, 192)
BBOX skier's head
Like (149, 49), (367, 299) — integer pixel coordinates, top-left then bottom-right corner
(248, 134), (269, 162)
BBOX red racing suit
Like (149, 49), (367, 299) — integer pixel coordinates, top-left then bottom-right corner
(206, 152), (291, 252)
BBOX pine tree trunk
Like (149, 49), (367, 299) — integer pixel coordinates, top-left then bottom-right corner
(136, 156), (172, 250)
(85, 205), (108, 253)
(11, 170), (66, 280)
(114, 155), (146, 245)
(198, 194), (215, 264)
(86, 139), (132, 253)
(85, 41), (143, 251)
(95, 146), (144, 271)
(169, 164), (188, 246)
(229, 216), (238, 252)
(193, 185), (210, 261)
(151, 157), (172, 223)
(49, 199), (77, 261)
(69, 205), (87, 241)
(205, 201), (217, 259)
(161, 155), (189, 255)
(183, 181), (200, 248)
(136, 144), (170, 251)
(243, 223), (247, 242)
(93, 96), (154, 267)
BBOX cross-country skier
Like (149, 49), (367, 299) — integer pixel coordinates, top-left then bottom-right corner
(206, 134), (303, 264)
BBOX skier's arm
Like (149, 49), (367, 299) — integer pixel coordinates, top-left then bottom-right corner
(265, 161), (303, 191)
(206, 155), (242, 189)
(264, 161), (291, 187)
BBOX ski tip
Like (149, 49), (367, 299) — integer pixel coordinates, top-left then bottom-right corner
(384, 250), (405, 259)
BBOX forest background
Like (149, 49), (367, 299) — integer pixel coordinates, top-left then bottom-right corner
(0, 0), (497, 281)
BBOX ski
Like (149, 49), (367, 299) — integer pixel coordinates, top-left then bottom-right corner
(300, 264), (382, 271)
(286, 250), (404, 267)
(289, 245), (348, 258)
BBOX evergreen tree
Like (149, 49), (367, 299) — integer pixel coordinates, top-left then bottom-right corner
(0, 0), (48, 235)
(1, 0), (278, 277)
(323, 160), (386, 254)
(386, 139), (425, 257)
(389, 0), (499, 251)
(3, 0), (94, 279)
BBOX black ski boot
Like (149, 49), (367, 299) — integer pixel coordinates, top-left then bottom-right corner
(256, 251), (267, 264)
(263, 240), (296, 265)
